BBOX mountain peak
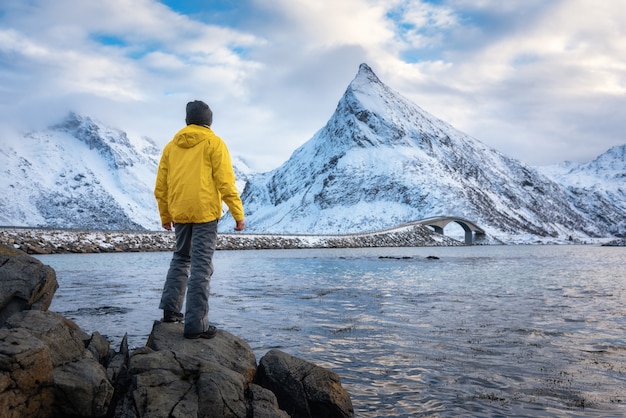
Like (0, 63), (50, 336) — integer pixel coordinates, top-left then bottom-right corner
(348, 63), (388, 97)
(590, 144), (625, 168)
(355, 63), (381, 84)
(49, 111), (139, 169)
(238, 63), (626, 239)
(52, 111), (94, 132)
(1, 114), (160, 230)
(330, 62), (459, 151)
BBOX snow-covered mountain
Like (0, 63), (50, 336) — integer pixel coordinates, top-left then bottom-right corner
(230, 155), (255, 194)
(238, 63), (625, 240)
(537, 144), (626, 237)
(0, 113), (162, 230)
(0, 113), (254, 231)
(1, 64), (623, 241)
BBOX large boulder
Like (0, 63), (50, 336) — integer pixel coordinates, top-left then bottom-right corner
(146, 321), (257, 382)
(5, 310), (89, 366)
(255, 349), (354, 418)
(4, 311), (114, 417)
(52, 354), (114, 417)
(114, 321), (287, 417)
(0, 244), (58, 327)
(247, 383), (290, 418)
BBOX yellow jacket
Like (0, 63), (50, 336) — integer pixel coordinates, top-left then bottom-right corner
(154, 125), (244, 225)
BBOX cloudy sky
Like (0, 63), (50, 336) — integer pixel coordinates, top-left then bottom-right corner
(1, 0), (624, 171)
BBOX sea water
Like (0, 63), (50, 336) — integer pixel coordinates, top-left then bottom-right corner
(37, 245), (626, 417)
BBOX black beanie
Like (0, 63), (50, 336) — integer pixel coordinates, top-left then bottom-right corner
(185, 100), (213, 126)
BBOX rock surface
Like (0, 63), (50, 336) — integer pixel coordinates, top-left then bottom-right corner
(0, 244), (58, 327)
(114, 321), (288, 418)
(0, 327), (54, 418)
(1, 310), (114, 417)
(0, 244), (355, 417)
(255, 349), (354, 418)
(601, 238), (626, 247)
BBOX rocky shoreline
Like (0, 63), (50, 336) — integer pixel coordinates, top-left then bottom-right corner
(0, 243), (354, 417)
(601, 238), (626, 247)
(0, 224), (465, 254)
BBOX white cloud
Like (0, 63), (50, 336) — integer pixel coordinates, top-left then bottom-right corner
(0, 0), (624, 171)
(381, 0), (626, 165)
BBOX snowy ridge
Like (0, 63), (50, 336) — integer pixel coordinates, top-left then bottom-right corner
(539, 144), (625, 192)
(537, 144), (626, 236)
(0, 113), (162, 230)
(239, 64), (624, 240)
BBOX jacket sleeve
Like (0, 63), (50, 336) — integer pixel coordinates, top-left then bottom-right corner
(154, 147), (172, 225)
(210, 139), (245, 221)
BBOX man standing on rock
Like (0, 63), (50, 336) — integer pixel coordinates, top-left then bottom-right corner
(154, 100), (245, 339)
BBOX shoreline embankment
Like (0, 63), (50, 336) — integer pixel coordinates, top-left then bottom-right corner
(0, 224), (465, 254)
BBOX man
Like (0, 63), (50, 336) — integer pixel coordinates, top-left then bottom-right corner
(154, 100), (245, 339)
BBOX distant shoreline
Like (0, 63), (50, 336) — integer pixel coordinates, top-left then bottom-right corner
(0, 225), (465, 254)
(2, 226), (621, 255)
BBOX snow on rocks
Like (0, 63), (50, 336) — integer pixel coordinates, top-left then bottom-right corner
(0, 224), (464, 255)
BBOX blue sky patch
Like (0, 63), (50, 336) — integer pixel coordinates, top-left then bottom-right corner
(93, 34), (128, 48)
(158, 0), (241, 26)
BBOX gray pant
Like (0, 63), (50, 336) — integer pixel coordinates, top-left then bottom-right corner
(159, 221), (218, 334)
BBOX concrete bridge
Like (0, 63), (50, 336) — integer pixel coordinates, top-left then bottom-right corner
(416, 216), (485, 244)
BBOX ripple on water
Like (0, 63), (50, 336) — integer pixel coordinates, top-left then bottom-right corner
(39, 246), (626, 417)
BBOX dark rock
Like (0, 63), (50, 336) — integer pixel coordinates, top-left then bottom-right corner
(255, 349), (354, 418)
(0, 244), (58, 327)
(0, 327), (54, 418)
(52, 354), (113, 417)
(6, 310), (89, 367)
(114, 322), (284, 418)
(5, 311), (114, 417)
(247, 383), (290, 418)
(106, 334), (130, 417)
(106, 333), (129, 385)
(601, 239), (626, 247)
(146, 321), (257, 383)
(87, 331), (112, 366)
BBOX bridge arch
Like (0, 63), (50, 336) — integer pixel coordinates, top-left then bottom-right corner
(418, 216), (485, 245)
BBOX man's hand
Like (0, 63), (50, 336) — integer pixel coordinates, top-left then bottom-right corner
(162, 222), (173, 231)
(234, 219), (245, 231)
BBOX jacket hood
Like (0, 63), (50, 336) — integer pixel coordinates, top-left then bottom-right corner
(173, 125), (210, 149)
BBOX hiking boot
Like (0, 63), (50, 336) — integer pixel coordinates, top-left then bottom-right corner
(163, 310), (184, 323)
(184, 326), (217, 339)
